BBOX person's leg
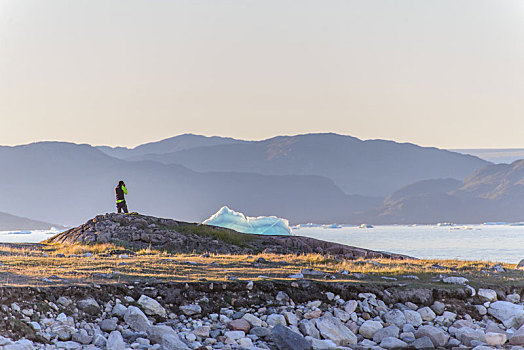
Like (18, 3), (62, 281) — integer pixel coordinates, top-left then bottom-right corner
(123, 201), (129, 214)
(117, 202), (122, 213)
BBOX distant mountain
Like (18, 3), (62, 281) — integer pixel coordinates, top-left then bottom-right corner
(97, 134), (245, 159)
(128, 133), (490, 197)
(0, 142), (379, 226)
(0, 211), (59, 231)
(363, 161), (524, 224)
(451, 148), (524, 164)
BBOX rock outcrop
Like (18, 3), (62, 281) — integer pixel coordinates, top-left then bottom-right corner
(46, 213), (409, 259)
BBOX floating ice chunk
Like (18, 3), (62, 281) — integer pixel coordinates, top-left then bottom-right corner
(203, 206), (291, 235)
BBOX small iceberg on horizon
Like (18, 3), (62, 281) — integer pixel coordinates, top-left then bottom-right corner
(203, 206), (292, 236)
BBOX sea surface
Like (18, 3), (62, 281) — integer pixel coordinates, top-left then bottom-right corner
(293, 224), (524, 263)
(3, 224), (524, 263)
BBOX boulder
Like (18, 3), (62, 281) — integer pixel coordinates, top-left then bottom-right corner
(373, 325), (399, 344)
(359, 320), (383, 339)
(162, 334), (190, 350)
(510, 325), (524, 345)
(271, 324), (312, 350)
(417, 307), (436, 321)
(485, 332), (507, 346)
(380, 337), (408, 349)
(478, 289), (497, 302)
(299, 319), (320, 339)
(179, 304), (201, 316)
(137, 295), (167, 317)
(106, 331), (125, 350)
(383, 309), (406, 328)
(488, 301), (524, 329)
(415, 325), (449, 347)
(267, 314), (287, 327)
(242, 313), (263, 327)
(124, 306), (151, 333)
(404, 309), (423, 327)
(412, 336), (435, 349)
(76, 298), (100, 315)
(315, 315), (357, 346)
(148, 325), (178, 344)
(227, 319), (251, 333)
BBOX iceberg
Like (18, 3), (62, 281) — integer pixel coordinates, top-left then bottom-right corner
(203, 206), (291, 235)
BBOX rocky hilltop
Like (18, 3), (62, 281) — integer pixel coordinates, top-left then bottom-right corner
(47, 213), (408, 260)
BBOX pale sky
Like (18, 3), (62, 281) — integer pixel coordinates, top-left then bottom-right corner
(1, 0), (523, 148)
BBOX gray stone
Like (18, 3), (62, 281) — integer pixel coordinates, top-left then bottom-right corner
(380, 337), (408, 349)
(359, 320), (383, 339)
(192, 326), (210, 338)
(243, 313), (263, 327)
(161, 334), (190, 350)
(267, 314), (287, 327)
(343, 300), (358, 314)
(478, 289), (498, 301)
(489, 301), (524, 329)
(299, 319), (320, 339)
(442, 276), (468, 285)
(412, 336), (435, 349)
(404, 309), (423, 327)
(383, 309), (406, 328)
(415, 325), (449, 347)
(137, 295), (167, 317)
(179, 304), (201, 316)
(417, 307), (436, 321)
(315, 314), (357, 346)
(106, 331), (125, 350)
(71, 329), (91, 345)
(306, 337), (337, 350)
(52, 324), (75, 341)
(77, 298), (100, 315)
(100, 319), (117, 332)
(148, 325), (178, 344)
(250, 327), (271, 338)
(431, 301), (445, 315)
(124, 306), (151, 333)
(111, 303), (127, 318)
(510, 325), (524, 345)
(373, 325), (399, 344)
(54, 341), (81, 350)
(271, 324), (312, 350)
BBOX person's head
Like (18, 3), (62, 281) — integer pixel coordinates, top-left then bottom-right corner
(118, 180), (125, 186)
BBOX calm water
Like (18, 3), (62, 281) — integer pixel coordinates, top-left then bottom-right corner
(3, 224), (524, 263)
(292, 224), (524, 263)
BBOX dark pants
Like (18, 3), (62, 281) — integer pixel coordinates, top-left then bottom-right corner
(117, 201), (128, 214)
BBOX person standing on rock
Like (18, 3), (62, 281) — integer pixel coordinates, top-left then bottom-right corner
(115, 180), (129, 214)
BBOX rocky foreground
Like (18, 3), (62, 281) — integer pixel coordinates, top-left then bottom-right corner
(46, 213), (408, 260)
(1, 280), (524, 349)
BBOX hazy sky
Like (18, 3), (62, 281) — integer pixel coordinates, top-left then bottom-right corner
(1, 0), (523, 148)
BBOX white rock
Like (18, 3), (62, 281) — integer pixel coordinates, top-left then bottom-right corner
(315, 314), (357, 346)
(343, 300), (358, 314)
(333, 308), (350, 322)
(383, 309), (406, 328)
(299, 319), (320, 339)
(359, 320), (383, 339)
(442, 276), (468, 285)
(415, 325), (449, 347)
(380, 337), (408, 349)
(267, 314), (286, 327)
(403, 309), (423, 327)
(488, 301), (524, 329)
(124, 306), (151, 333)
(162, 334), (190, 350)
(417, 307), (436, 321)
(242, 313), (263, 327)
(306, 336), (337, 349)
(475, 305), (487, 315)
(485, 332), (507, 346)
(478, 289), (498, 301)
(179, 304), (202, 316)
(137, 295), (167, 317)
(224, 331), (245, 341)
(106, 331), (125, 350)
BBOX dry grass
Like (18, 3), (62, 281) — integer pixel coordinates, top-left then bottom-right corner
(0, 243), (520, 288)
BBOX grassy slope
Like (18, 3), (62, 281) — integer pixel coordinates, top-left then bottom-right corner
(0, 242), (521, 289)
